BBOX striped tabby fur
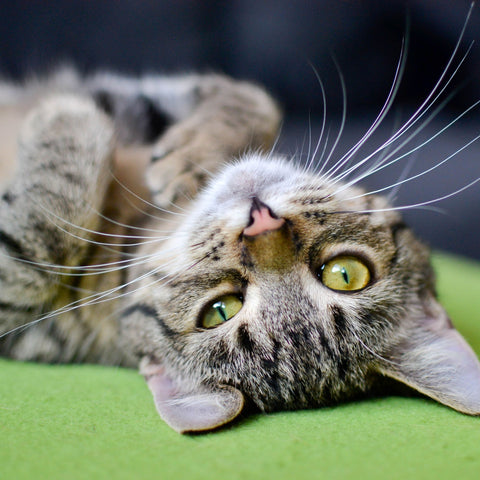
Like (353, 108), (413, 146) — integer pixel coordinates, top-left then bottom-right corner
(0, 62), (479, 433)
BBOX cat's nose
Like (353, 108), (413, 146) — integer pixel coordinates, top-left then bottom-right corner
(242, 197), (285, 237)
(240, 198), (294, 272)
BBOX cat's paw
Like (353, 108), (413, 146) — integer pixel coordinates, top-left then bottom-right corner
(147, 146), (218, 209)
(18, 95), (114, 173)
(146, 125), (220, 208)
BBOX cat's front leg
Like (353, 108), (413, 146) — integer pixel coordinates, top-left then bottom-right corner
(145, 75), (281, 208)
(0, 95), (114, 342)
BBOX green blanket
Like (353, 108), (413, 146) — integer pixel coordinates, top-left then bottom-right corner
(2, 253), (479, 480)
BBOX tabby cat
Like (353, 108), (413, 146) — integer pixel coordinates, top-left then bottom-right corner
(1, 58), (479, 433)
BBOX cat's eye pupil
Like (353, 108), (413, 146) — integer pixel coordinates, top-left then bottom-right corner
(319, 255), (371, 292)
(213, 301), (228, 322)
(332, 265), (350, 285)
(201, 294), (243, 329)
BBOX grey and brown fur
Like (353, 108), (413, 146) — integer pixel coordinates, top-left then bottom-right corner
(1, 66), (479, 433)
(0, 70), (280, 365)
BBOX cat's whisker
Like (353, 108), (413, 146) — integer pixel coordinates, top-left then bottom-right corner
(191, 158), (216, 178)
(317, 56), (348, 176)
(347, 176), (480, 215)
(0, 273), (156, 338)
(93, 199), (177, 234)
(54, 223), (171, 248)
(116, 184), (166, 222)
(356, 112), (405, 188)
(0, 225), (197, 279)
(386, 151), (418, 204)
(0, 249), (204, 339)
(264, 126), (284, 164)
(326, 21), (474, 191)
(302, 113), (313, 170)
(347, 324), (400, 367)
(291, 115), (312, 172)
(96, 241), (212, 298)
(303, 117), (330, 176)
(0, 248), (167, 280)
(68, 249), (211, 322)
(328, 82), (444, 189)
(156, 157), (220, 211)
(341, 128), (480, 203)
(29, 192), (180, 243)
(320, 34), (408, 181)
(330, 88), (480, 198)
(109, 166), (187, 217)
(304, 62), (328, 173)
(312, 128), (333, 175)
(168, 196), (193, 212)
(38, 206), (177, 247)
(118, 187), (187, 226)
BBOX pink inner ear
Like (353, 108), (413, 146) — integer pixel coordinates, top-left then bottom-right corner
(140, 360), (244, 434)
(416, 328), (480, 414)
(141, 362), (177, 402)
(380, 312), (480, 415)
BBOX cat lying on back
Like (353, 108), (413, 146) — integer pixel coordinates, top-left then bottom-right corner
(0, 64), (479, 433)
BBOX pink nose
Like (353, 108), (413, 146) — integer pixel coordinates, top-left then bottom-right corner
(242, 198), (285, 237)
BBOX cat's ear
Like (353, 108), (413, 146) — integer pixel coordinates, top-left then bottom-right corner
(378, 293), (480, 415)
(140, 360), (244, 433)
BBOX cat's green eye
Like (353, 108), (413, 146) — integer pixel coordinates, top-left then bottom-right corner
(320, 255), (371, 292)
(201, 295), (243, 329)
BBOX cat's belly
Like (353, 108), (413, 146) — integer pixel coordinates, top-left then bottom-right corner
(0, 105), (171, 366)
(0, 137), (153, 365)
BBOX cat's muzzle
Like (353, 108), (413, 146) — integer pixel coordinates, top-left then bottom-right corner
(241, 198), (294, 272)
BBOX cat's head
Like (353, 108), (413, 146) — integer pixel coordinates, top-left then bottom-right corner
(120, 155), (480, 433)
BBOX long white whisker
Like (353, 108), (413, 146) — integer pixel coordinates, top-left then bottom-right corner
(325, 19), (474, 191)
(305, 62), (328, 173)
(0, 249), (209, 339)
(346, 131), (480, 202)
(29, 191), (178, 243)
(335, 98), (480, 198)
(330, 51), (472, 190)
(93, 200), (176, 234)
(322, 33), (408, 180)
(51, 220), (171, 248)
(347, 324), (400, 367)
(32, 199), (177, 248)
(109, 165), (186, 217)
(0, 230), (194, 278)
(319, 56), (348, 174)
(386, 151), (418, 204)
(117, 185), (175, 224)
(343, 177), (480, 215)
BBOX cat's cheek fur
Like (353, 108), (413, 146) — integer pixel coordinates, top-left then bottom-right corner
(140, 358), (245, 433)
(379, 294), (480, 415)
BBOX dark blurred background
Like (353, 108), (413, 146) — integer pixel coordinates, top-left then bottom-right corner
(1, 0), (479, 259)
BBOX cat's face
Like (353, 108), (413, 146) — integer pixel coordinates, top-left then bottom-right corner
(120, 156), (480, 433)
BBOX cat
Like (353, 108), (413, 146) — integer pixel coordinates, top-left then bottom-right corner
(1, 51), (480, 433)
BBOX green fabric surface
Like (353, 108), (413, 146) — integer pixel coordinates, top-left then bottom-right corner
(2, 253), (480, 480)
